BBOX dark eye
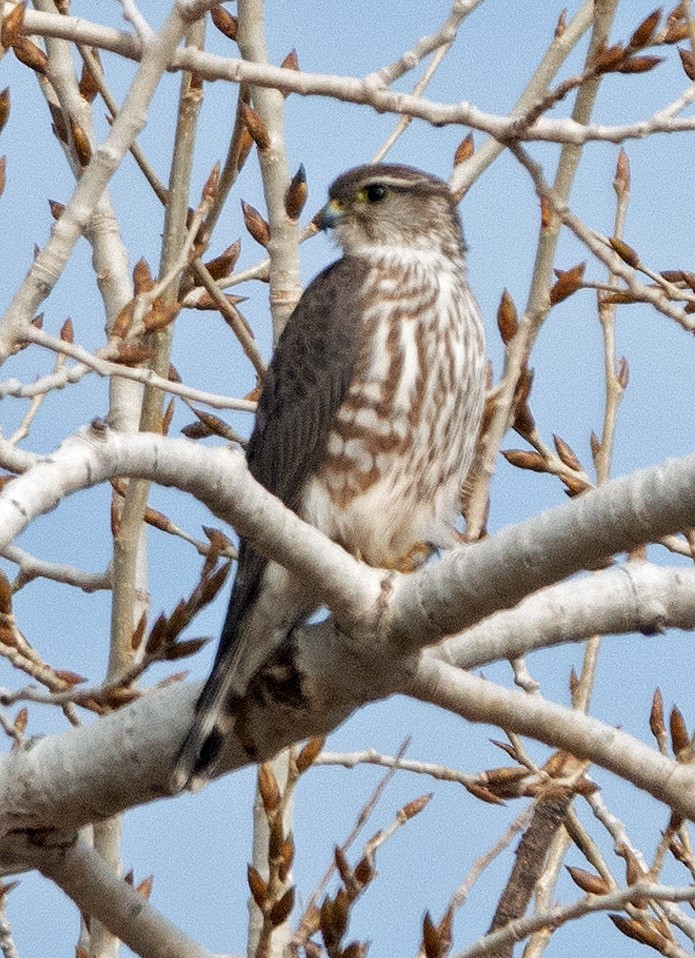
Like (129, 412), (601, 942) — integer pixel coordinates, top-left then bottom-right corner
(366, 184), (387, 203)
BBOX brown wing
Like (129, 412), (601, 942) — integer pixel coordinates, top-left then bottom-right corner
(171, 255), (369, 789)
(217, 254), (368, 661)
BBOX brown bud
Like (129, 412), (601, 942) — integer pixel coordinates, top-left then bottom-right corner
(285, 164), (307, 219)
(602, 290), (638, 305)
(540, 194), (553, 229)
(436, 908), (453, 953)
(68, 117), (92, 166)
(609, 236), (640, 268)
(660, 268), (695, 288)
(0, 571), (12, 616)
(60, 317), (74, 343)
(554, 8), (567, 38)
(244, 383), (262, 404)
(625, 847), (647, 888)
(553, 434), (582, 471)
(296, 735), (325, 773)
(334, 846), (352, 886)
(1, 2), (25, 49)
(258, 762), (281, 813)
(46, 101), (68, 145)
(514, 366), (533, 408)
(130, 612), (147, 652)
(617, 356), (629, 389)
(102, 686), (141, 708)
(110, 301), (135, 341)
(353, 853), (375, 887)
(205, 239), (241, 280)
(54, 669), (88, 686)
(464, 781), (506, 805)
(278, 835), (294, 882)
(590, 431), (601, 462)
(593, 42), (627, 74)
(211, 6), (238, 41)
(189, 410), (236, 442)
(115, 339), (153, 362)
(13, 707), (27, 735)
(236, 126), (254, 173)
(569, 667), (579, 697)
(241, 199), (270, 247)
(550, 262), (586, 305)
(203, 526), (233, 554)
(133, 257), (154, 294)
(484, 766), (528, 787)
(454, 132), (474, 166)
(164, 638), (208, 661)
(649, 687), (665, 740)
(202, 161), (220, 202)
(341, 944), (367, 958)
(610, 915), (666, 948)
(240, 102), (271, 151)
(664, 20), (689, 43)
(490, 739), (517, 759)
(670, 705), (690, 757)
(0, 156), (5, 199)
(496, 289), (518, 344)
(166, 599), (190, 642)
(0, 88), (9, 136)
(78, 54), (101, 103)
(182, 421), (213, 440)
(629, 9), (661, 49)
(110, 493), (120, 538)
(575, 777), (599, 798)
(280, 49), (299, 72)
(247, 865), (267, 908)
(566, 865), (610, 895)
(422, 912), (443, 958)
(145, 614), (168, 655)
(614, 147), (630, 196)
(322, 889), (349, 945)
(561, 473), (591, 498)
(161, 398), (175, 437)
(618, 54), (664, 73)
(48, 199), (65, 221)
(269, 886), (295, 927)
(201, 562), (231, 603)
(678, 46), (695, 80)
(135, 875), (153, 899)
(143, 299), (179, 333)
(513, 400), (535, 439)
(502, 449), (547, 473)
(12, 37), (48, 75)
(399, 792), (432, 821)
(189, 291), (245, 311)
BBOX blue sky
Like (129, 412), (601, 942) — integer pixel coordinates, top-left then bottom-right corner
(1, 2), (695, 956)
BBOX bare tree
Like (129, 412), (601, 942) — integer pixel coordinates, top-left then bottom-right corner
(1, 2), (695, 957)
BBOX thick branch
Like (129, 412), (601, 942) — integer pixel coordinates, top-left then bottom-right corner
(30, 832), (217, 958)
(20, 10), (695, 146)
(3, 431), (695, 657)
(439, 562), (695, 671)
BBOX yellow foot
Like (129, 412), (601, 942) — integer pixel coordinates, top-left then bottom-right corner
(383, 541), (437, 574)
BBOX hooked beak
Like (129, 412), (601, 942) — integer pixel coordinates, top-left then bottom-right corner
(315, 199), (346, 231)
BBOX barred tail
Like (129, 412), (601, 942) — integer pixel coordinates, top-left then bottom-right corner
(169, 659), (242, 793)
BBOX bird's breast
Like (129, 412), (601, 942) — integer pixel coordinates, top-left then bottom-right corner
(301, 255), (485, 567)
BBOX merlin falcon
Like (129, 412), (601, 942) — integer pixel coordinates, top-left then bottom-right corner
(172, 163), (486, 791)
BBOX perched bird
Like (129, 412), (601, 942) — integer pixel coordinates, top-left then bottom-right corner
(171, 163), (486, 791)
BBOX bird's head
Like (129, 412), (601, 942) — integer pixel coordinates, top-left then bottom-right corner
(315, 164), (464, 259)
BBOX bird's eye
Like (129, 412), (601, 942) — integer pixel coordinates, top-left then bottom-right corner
(365, 184), (387, 203)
